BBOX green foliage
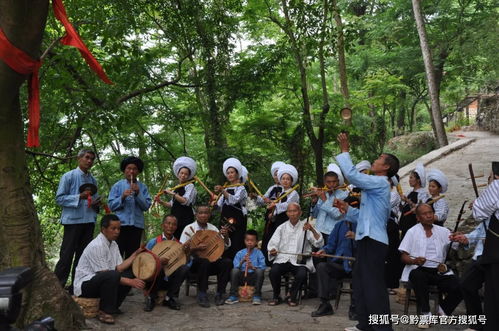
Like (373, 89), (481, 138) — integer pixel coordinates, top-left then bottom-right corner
(20, 0), (497, 258)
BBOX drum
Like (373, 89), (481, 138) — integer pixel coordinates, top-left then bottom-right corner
(190, 230), (224, 262)
(132, 251), (158, 281)
(151, 240), (187, 276)
(238, 285), (255, 302)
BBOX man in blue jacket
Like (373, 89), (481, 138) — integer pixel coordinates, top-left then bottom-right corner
(311, 219), (356, 317)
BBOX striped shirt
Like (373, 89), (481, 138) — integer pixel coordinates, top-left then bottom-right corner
(73, 233), (123, 296)
(473, 180), (499, 221)
(432, 197), (449, 223)
(216, 186), (248, 215)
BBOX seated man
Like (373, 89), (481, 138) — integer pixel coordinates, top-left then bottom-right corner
(225, 229), (266, 305)
(311, 219), (356, 317)
(73, 214), (145, 325)
(267, 202), (324, 306)
(143, 214), (189, 312)
(399, 204), (462, 328)
(180, 205), (232, 307)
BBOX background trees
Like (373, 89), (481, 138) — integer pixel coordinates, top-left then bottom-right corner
(1, 0), (497, 327)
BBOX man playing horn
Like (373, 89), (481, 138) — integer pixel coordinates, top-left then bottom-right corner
(143, 214), (189, 312)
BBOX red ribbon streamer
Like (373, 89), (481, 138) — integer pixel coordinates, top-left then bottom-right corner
(0, 0), (113, 147)
(0, 28), (42, 147)
(52, 0), (113, 84)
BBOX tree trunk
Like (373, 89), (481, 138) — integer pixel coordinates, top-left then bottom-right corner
(331, 0), (351, 125)
(0, 1), (85, 329)
(411, 0), (448, 146)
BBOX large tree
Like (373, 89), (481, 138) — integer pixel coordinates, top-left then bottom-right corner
(0, 1), (84, 329)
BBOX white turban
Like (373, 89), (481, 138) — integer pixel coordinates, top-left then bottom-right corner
(173, 156), (197, 180)
(427, 168), (448, 193)
(414, 163), (426, 188)
(326, 163), (344, 186)
(355, 160), (371, 173)
(277, 164), (298, 186)
(391, 175), (399, 187)
(240, 165), (248, 184)
(223, 158), (243, 178)
(271, 161), (286, 177)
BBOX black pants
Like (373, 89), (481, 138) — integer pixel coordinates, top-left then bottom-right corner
(317, 261), (350, 301)
(308, 233), (329, 295)
(190, 257), (232, 295)
(229, 268), (264, 297)
(80, 269), (133, 314)
(269, 262), (307, 302)
(483, 263), (499, 331)
(54, 223), (95, 287)
(148, 265), (189, 299)
(385, 219), (402, 289)
(116, 226), (143, 259)
(461, 260), (485, 330)
(408, 266), (463, 315)
(353, 237), (392, 331)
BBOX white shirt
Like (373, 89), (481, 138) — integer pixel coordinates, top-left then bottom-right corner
(179, 221), (231, 248)
(274, 190), (300, 215)
(473, 180), (499, 221)
(390, 191), (401, 221)
(74, 233), (123, 296)
(169, 183), (197, 206)
(216, 186), (248, 215)
(267, 219), (324, 272)
(398, 223), (453, 281)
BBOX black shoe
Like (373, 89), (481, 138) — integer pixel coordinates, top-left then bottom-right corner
(306, 292), (318, 299)
(348, 305), (358, 321)
(214, 293), (225, 306)
(197, 295), (210, 308)
(143, 296), (155, 312)
(311, 302), (334, 317)
(162, 297), (181, 310)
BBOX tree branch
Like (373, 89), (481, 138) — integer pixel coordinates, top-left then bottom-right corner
(25, 150), (75, 160)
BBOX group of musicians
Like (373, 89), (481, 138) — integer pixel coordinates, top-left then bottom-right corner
(54, 134), (498, 330)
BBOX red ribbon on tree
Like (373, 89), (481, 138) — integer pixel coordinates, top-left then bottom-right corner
(0, 28), (42, 147)
(0, 0), (113, 147)
(52, 0), (113, 85)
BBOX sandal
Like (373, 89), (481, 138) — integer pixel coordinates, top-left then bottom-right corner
(268, 297), (283, 306)
(288, 300), (298, 307)
(98, 311), (115, 324)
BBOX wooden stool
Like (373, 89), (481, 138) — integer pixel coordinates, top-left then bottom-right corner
(72, 296), (100, 318)
(282, 271), (308, 304)
(401, 281), (441, 315)
(334, 278), (353, 310)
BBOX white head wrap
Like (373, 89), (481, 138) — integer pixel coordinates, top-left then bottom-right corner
(277, 164), (299, 186)
(271, 161), (286, 177)
(414, 163), (426, 187)
(391, 175), (399, 187)
(355, 160), (371, 173)
(223, 158), (243, 179)
(240, 165), (248, 184)
(427, 168), (448, 193)
(326, 163), (344, 186)
(173, 156), (197, 180)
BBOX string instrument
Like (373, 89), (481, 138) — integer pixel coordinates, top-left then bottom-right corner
(296, 219), (309, 265)
(403, 195), (446, 216)
(132, 240), (188, 281)
(187, 218), (236, 262)
(277, 251), (356, 261)
(266, 184), (300, 220)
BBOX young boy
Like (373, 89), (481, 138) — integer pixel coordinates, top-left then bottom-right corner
(225, 230), (266, 305)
